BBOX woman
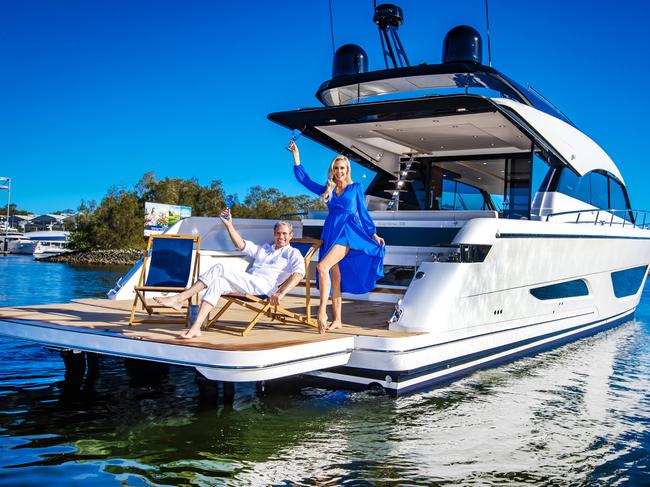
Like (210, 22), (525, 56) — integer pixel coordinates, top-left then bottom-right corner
(290, 140), (385, 333)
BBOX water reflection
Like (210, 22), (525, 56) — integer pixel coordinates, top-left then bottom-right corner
(0, 256), (649, 485)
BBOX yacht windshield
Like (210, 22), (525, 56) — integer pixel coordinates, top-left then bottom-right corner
(318, 68), (574, 126)
(320, 72), (522, 106)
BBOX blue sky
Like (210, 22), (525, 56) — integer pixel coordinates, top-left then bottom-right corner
(1, 0), (649, 214)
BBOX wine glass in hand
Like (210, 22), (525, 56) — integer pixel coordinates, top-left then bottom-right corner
(220, 208), (232, 222)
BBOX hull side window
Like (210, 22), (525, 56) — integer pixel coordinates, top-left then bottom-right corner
(611, 266), (648, 298)
(530, 280), (589, 300)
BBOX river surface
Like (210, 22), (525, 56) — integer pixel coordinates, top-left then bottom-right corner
(0, 255), (648, 486)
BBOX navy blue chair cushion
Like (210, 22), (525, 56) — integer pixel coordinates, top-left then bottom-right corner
(291, 241), (313, 258)
(145, 238), (195, 287)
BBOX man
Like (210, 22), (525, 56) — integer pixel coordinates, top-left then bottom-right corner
(154, 208), (305, 339)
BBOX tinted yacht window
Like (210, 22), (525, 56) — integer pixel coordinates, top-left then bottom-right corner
(575, 173), (591, 203)
(609, 177), (633, 222)
(554, 168), (631, 218)
(557, 169), (581, 200)
(609, 178), (627, 211)
(590, 172), (609, 209)
(440, 179), (488, 210)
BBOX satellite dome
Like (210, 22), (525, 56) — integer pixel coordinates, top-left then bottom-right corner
(442, 25), (483, 64)
(332, 44), (368, 78)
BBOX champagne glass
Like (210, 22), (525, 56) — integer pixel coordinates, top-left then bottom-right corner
(285, 129), (302, 151)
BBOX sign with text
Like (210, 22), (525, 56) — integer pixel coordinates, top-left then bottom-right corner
(144, 202), (191, 236)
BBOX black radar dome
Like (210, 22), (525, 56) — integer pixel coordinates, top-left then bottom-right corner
(332, 44), (368, 78)
(442, 25), (483, 64)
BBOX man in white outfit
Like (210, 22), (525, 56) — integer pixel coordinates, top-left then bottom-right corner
(154, 208), (305, 339)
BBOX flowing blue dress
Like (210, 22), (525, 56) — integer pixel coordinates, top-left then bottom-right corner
(294, 164), (384, 294)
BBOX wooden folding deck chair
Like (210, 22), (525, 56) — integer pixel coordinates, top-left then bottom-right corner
(129, 234), (201, 326)
(205, 238), (322, 336)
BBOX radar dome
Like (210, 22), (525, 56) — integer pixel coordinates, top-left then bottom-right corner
(442, 25), (482, 64)
(332, 44), (368, 78)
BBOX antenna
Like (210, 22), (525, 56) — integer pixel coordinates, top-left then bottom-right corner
(485, 0), (492, 66)
(373, 3), (410, 69)
(328, 0), (336, 55)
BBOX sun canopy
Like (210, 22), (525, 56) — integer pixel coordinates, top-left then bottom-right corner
(494, 98), (623, 183)
(269, 95), (623, 184)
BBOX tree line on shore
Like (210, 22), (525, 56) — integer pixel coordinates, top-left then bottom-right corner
(69, 171), (324, 250)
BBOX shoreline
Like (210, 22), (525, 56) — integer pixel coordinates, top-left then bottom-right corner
(41, 249), (142, 266)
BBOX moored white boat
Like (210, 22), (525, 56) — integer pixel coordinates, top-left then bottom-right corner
(11, 230), (71, 257)
(0, 227), (24, 253)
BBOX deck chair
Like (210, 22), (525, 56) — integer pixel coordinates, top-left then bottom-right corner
(205, 238), (322, 336)
(129, 234), (201, 326)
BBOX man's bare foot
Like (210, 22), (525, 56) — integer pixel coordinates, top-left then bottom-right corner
(327, 320), (343, 331)
(178, 328), (202, 339)
(317, 314), (328, 334)
(154, 295), (183, 312)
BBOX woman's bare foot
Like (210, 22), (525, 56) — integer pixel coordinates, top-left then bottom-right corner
(178, 328), (202, 339)
(154, 295), (183, 312)
(327, 320), (343, 331)
(317, 313), (328, 334)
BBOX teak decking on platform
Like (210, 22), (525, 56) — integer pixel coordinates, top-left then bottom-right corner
(0, 297), (416, 351)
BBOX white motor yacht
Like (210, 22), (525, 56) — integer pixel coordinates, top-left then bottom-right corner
(11, 230), (71, 257)
(0, 5), (648, 396)
(0, 227), (24, 253)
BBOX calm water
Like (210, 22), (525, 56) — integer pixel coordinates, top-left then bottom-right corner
(0, 255), (648, 486)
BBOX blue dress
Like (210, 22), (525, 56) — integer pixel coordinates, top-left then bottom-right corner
(294, 164), (384, 294)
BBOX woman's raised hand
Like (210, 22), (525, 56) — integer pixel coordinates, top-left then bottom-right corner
(220, 208), (232, 223)
(372, 234), (385, 247)
(288, 140), (301, 165)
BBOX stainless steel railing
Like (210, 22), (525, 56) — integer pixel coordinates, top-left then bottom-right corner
(544, 209), (650, 229)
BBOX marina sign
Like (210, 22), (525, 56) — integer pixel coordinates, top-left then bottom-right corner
(144, 202), (191, 236)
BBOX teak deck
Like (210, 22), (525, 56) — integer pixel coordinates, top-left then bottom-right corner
(0, 297), (415, 351)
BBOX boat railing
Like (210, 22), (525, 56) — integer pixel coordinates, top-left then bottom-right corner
(544, 209), (650, 229)
(107, 256), (144, 299)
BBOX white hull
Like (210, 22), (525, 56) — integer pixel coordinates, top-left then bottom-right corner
(304, 218), (650, 395)
(10, 240), (38, 254)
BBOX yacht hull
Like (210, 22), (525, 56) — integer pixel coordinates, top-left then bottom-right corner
(305, 219), (650, 395)
(306, 308), (635, 396)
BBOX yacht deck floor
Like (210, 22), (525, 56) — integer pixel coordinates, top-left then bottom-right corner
(0, 297), (417, 351)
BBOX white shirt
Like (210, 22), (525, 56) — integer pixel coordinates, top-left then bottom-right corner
(242, 240), (305, 293)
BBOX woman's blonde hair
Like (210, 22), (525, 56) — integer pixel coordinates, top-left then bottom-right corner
(321, 155), (352, 202)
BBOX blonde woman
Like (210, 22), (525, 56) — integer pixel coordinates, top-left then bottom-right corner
(290, 141), (385, 333)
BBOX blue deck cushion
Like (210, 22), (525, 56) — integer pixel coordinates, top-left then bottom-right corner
(291, 241), (314, 258)
(238, 295), (269, 301)
(145, 237), (195, 288)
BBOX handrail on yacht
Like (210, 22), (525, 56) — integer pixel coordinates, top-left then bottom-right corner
(544, 209), (649, 229)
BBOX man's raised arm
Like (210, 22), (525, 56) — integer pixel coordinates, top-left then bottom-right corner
(220, 208), (245, 251)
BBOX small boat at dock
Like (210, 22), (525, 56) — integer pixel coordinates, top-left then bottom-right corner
(11, 230), (72, 257)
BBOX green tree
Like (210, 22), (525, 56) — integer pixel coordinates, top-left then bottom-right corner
(1, 203), (31, 216)
(68, 200), (97, 251)
(136, 173), (226, 215)
(232, 186), (324, 219)
(69, 189), (144, 250)
(91, 188), (144, 249)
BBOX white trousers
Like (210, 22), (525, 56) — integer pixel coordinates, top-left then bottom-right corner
(198, 263), (274, 307)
